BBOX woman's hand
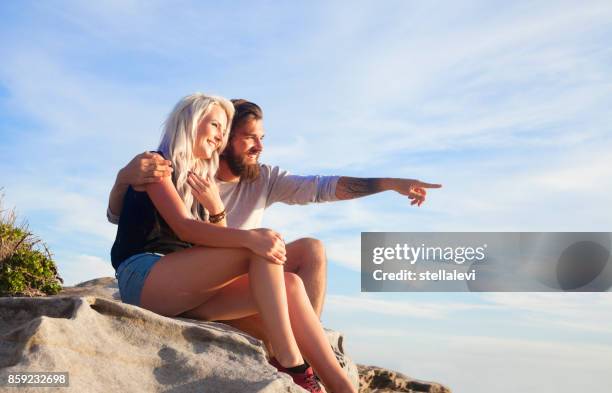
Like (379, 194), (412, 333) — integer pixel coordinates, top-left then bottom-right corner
(119, 152), (173, 192)
(245, 228), (287, 265)
(187, 171), (224, 214)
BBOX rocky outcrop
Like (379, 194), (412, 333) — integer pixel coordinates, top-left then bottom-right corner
(357, 365), (451, 393)
(0, 277), (358, 392)
(1, 277), (449, 392)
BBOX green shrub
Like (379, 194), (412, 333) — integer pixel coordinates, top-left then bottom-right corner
(0, 196), (63, 296)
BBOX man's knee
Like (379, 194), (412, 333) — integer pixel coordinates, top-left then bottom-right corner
(285, 237), (327, 274)
(296, 237), (326, 261)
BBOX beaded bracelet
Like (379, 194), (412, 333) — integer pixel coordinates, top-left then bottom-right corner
(209, 209), (226, 224)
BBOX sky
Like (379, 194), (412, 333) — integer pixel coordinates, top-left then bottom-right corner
(1, 1), (611, 392)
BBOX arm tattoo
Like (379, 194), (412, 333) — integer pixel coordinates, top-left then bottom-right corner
(335, 177), (384, 200)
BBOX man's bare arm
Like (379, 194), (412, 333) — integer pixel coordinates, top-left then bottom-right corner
(335, 177), (386, 199)
(108, 172), (130, 220)
(107, 152), (173, 219)
(335, 177), (442, 206)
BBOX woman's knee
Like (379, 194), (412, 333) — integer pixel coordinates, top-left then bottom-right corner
(284, 272), (306, 295)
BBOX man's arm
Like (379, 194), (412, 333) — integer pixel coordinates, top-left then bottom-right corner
(107, 173), (130, 224)
(335, 177), (442, 206)
(266, 166), (442, 207)
(265, 165), (340, 207)
(107, 152), (173, 223)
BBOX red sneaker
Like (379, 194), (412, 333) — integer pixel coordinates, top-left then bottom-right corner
(269, 358), (323, 393)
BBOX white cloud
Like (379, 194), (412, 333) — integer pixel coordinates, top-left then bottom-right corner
(324, 237), (362, 271)
(482, 292), (612, 334)
(58, 253), (115, 286)
(325, 291), (612, 344)
(3, 183), (115, 242)
(326, 293), (491, 319)
(262, 1), (612, 171)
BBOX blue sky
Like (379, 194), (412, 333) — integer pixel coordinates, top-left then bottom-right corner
(1, 1), (611, 392)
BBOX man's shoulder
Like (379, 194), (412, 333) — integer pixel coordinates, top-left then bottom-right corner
(258, 163), (287, 180)
(258, 163), (278, 173)
(258, 163), (273, 173)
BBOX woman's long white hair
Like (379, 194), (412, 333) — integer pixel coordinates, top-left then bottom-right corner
(158, 93), (234, 220)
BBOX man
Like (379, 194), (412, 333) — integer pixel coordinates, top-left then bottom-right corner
(107, 99), (441, 346)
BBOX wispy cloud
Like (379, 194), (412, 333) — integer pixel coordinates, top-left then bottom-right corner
(482, 292), (612, 334)
(58, 253), (115, 286)
(263, 1), (612, 170)
(3, 183), (115, 243)
(326, 293), (492, 319)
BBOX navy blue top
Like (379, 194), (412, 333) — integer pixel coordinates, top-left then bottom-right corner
(110, 185), (192, 270)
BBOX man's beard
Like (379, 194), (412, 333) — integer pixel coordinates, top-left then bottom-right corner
(223, 146), (260, 181)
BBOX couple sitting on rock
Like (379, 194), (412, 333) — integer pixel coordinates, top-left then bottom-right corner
(107, 93), (441, 393)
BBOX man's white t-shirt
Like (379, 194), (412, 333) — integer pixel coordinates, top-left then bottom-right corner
(107, 164), (340, 229)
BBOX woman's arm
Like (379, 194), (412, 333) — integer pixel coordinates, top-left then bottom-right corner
(146, 176), (286, 264)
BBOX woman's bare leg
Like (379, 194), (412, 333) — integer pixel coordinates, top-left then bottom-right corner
(140, 246), (251, 316)
(139, 247), (302, 368)
(184, 272), (356, 393)
(284, 274), (355, 393)
(211, 237), (328, 357)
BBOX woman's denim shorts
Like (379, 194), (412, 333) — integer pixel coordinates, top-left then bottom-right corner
(115, 253), (163, 306)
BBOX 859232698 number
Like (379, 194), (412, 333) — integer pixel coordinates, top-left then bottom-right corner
(4, 372), (69, 387)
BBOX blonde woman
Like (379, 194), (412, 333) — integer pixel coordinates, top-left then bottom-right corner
(111, 93), (356, 393)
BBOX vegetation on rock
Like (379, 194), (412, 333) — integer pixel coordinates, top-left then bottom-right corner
(0, 195), (63, 296)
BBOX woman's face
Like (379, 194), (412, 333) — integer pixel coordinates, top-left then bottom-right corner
(194, 104), (228, 159)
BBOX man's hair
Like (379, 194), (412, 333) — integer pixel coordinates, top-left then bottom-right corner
(229, 99), (263, 140)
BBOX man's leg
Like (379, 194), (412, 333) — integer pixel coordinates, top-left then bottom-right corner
(283, 237), (327, 316)
(219, 237), (328, 350)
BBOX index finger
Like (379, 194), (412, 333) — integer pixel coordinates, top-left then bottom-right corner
(415, 181), (442, 189)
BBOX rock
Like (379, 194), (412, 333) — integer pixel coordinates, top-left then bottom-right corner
(357, 365), (451, 393)
(326, 329), (359, 390)
(57, 277), (120, 300)
(0, 277), (359, 392)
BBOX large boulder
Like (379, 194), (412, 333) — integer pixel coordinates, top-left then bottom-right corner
(0, 277), (359, 392)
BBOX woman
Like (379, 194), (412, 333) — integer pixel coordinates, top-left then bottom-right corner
(111, 93), (356, 393)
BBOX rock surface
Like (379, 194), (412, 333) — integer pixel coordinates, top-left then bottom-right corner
(357, 365), (451, 393)
(0, 277), (359, 392)
(1, 277), (449, 392)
